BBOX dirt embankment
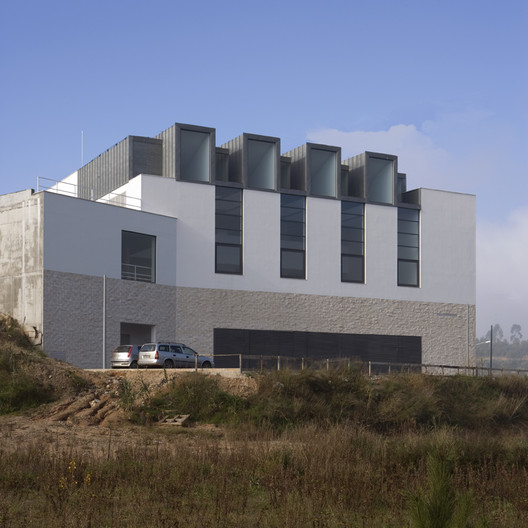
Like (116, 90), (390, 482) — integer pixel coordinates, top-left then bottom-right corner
(0, 318), (257, 456)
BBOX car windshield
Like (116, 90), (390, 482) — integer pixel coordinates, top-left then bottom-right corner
(115, 345), (130, 352)
(140, 344), (156, 352)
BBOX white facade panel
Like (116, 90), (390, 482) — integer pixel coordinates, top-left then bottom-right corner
(86, 175), (475, 307)
(420, 188), (476, 305)
(42, 192), (178, 286)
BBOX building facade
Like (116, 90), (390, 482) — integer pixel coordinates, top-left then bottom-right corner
(0, 122), (476, 369)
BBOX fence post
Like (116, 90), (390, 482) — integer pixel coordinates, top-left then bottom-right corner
(388, 364), (391, 375)
(239, 354), (242, 372)
(326, 359), (329, 371)
(277, 356), (281, 371)
(368, 361), (372, 377)
(301, 357), (305, 370)
(260, 356), (263, 371)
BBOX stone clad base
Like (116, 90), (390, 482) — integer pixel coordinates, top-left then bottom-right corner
(42, 271), (475, 369)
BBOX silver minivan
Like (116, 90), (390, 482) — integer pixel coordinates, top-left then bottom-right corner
(138, 343), (214, 369)
(111, 345), (141, 369)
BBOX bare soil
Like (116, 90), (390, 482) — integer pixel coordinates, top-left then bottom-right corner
(0, 335), (258, 457)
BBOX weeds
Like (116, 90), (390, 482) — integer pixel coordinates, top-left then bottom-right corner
(0, 348), (54, 414)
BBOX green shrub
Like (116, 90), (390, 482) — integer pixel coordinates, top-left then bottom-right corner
(0, 349), (53, 414)
(130, 373), (247, 425)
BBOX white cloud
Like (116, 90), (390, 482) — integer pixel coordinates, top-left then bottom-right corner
(476, 207), (528, 337)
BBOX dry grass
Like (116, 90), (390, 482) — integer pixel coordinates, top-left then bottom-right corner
(1, 424), (528, 527)
(2, 324), (528, 527)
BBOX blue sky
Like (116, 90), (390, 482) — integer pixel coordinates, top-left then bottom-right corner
(1, 0), (526, 338)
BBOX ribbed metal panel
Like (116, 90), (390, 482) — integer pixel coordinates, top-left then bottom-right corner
(132, 137), (162, 178)
(78, 137), (131, 200)
(78, 136), (163, 200)
(282, 144), (307, 192)
(156, 124), (177, 179)
(221, 134), (244, 184)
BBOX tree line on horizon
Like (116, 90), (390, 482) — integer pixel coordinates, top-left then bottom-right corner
(476, 323), (528, 370)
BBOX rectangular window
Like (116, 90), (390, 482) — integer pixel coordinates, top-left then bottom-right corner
(281, 194), (305, 278)
(122, 231), (156, 283)
(247, 138), (276, 190)
(310, 148), (337, 197)
(180, 129), (211, 182)
(398, 208), (419, 286)
(216, 187), (242, 274)
(341, 201), (364, 282)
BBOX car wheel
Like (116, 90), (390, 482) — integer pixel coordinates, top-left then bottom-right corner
(201, 361), (211, 369)
(164, 359), (174, 369)
(130, 361), (138, 369)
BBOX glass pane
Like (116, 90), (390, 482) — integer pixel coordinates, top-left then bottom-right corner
(398, 219), (419, 234)
(342, 201), (364, 215)
(281, 220), (305, 237)
(342, 227), (364, 242)
(216, 229), (242, 245)
(247, 139), (275, 190)
(122, 231), (156, 283)
(216, 214), (242, 231)
(342, 255), (364, 282)
(281, 207), (304, 222)
(399, 233), (419, 248)
(281, 194), (305, 209)
(281, 249), (305, 279)
(216, 244), (242, 274)
(367, 157), (393, 204)
(281, 234), (305, 250)
(216, 187), (242, 202)
(342, 241), (364, 255)
(215, 200), (242, 216)
(180, 129), (210, 182)
(398, 260), (419, 286)
(341, 214), (364, 228)
(398, 208), (419, 221)
(398, 246), (419, 260)
(310, 148), (337, 197)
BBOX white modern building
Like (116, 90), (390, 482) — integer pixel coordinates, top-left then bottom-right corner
(0, 122), (476, 369)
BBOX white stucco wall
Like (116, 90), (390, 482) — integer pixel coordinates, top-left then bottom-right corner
(88, 175), (475, 306)
(42, 192), (178, 286)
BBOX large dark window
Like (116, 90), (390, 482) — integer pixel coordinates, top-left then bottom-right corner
(122, 231), (156, 283)
(398, 208), (419, 286)
(341, 201), (364, 283)
(215, 187), (243, 274)
(281, 194), (305, 279)
(180, 129), (211, 182)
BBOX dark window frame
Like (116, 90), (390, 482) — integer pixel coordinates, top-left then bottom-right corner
(341, 201), (365, 283)
(121, 230), (156, 283)
(397, 208), (420, 287)
(215, 186), (243, 275)
(280, 194), (306, 279)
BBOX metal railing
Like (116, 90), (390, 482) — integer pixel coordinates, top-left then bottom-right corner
(37, 176), (141, 210)
(212, 354), (528, 377)
(121, 263), (154, 283)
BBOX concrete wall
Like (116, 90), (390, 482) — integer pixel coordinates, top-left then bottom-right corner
(0, 190), (43, 331)
(43, 270), (177, 368)
(42, 192), (178, 286)
(175, 286), (476, 367)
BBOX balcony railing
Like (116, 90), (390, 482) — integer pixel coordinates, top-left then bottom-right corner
(121, 263), (154, 283)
